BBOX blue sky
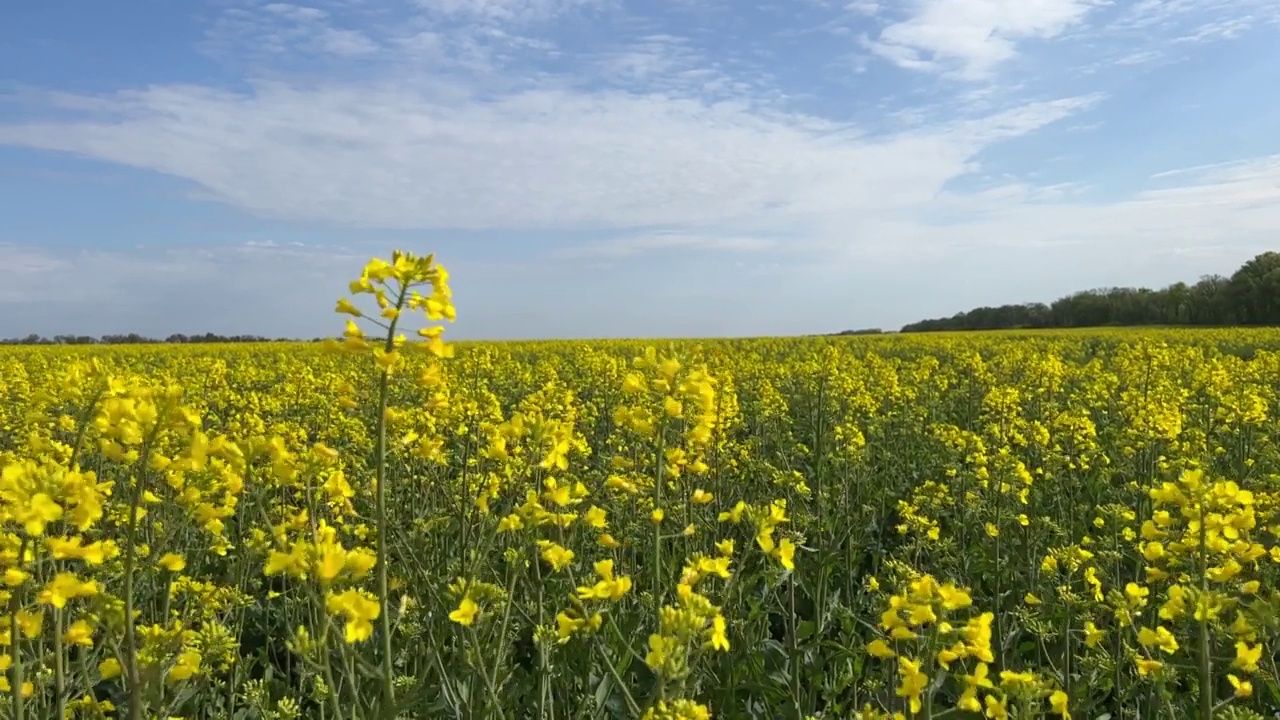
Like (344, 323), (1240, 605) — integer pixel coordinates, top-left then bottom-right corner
(1, 0), (1278, 339)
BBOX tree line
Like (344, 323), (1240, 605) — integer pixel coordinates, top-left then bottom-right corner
(0, 333), (325, 345)
(898, 251), (1280, 333)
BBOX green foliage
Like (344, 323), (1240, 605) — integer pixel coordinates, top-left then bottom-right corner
(901, 251), (1280, 332)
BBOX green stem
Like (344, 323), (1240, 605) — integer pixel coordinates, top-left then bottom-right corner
(593, 635), (643, 718)
(1197, 501), (1212, 720)
(124, 420), (165, 720)
(467, 626), (505, 718)
(374, 282), (409, 712)
(68, 387), (106, 469)
(315, 618), (346, 720)
(488, 564), (519, 698)
(54, 607), (66, 720)
(787, 574), (802, 719)
(9, 538), (28, 720)
(653, 419), (667, 605)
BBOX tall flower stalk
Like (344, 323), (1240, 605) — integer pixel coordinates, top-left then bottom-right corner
(333, 251), (456, 711)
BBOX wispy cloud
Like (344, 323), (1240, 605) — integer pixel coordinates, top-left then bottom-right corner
(890, 155), (1280, 261)
(203, 2), (381, 60)
(0, 81), (1099, 233)
(1115, 0), (1280, 33)
(554, 233), (778, 259)
(416, 0), (605, 24)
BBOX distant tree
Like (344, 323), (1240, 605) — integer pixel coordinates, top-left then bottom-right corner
(1162, 282), (1190, 325)
(1227, 251), (1280, 326)
(1188, 275), (1232, 325)
(54, 335), (99, 345)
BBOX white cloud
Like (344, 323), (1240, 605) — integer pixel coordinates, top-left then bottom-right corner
(1114, 49), (1163, 65)
(852, 155), (1280, 263)
(1117, 0), (1280, 31)
(418, 0), (604, 23)
(0, 82), (1096, 233)
(0, 245), (67, 279)
(868, 0), (1103, 79)
(1104, 0), (1280, 55)
(318, 28), (381, 56)
(1148, 159), (1247, 180)
(203, 1), (384, 59)
(554, 233), (778, 259)
(0, 243), (352, 334)
(262, 4), (329, 23)
(1173, 15), (1258, 42)
(592, 35), (706, 89)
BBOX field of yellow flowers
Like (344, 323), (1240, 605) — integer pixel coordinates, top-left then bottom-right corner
(2, 251), (1280, 720)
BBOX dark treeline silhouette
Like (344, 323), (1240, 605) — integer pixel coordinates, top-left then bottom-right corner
(899, 251), (1280, 333)
(0, 333), (322, 345)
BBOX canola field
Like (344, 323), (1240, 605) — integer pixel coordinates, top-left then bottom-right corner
(2, 252), (1280, 720)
